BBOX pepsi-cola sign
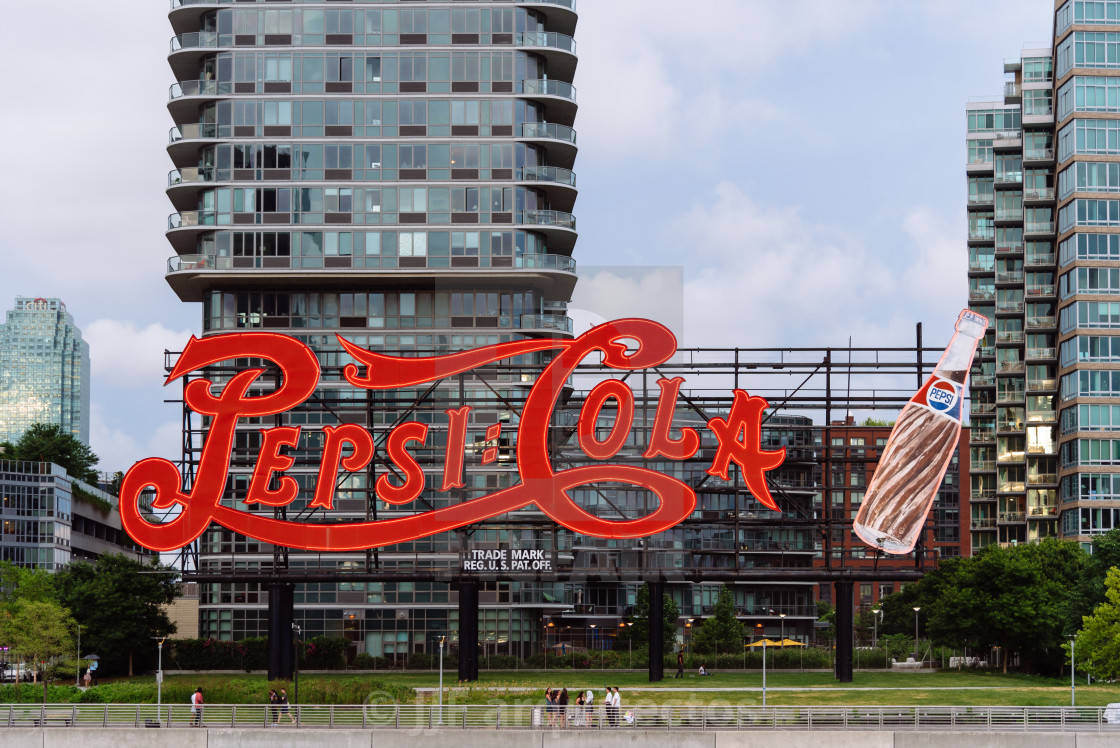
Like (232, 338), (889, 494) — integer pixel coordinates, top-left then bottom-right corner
(119, 319), (785, 553)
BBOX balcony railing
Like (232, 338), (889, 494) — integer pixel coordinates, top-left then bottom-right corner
(1026, 346), (1055, 359)
(170, 123), (218, 143)
(1025, 253), (1055, 267)
(997, 419), (1026, 432)
(997, 360), (1025, 373)
(1028, 472), (1058, 485)
(995, 172), (1023, 185)
(1027, 410), (1056, 423)
(996, 390), (1024, 403)
(969, 227), (995, 241)
(1024, 148), (1055, 161)
(970, 431), (996, 444)
(995, 331), (1024, 344)
(968, 195), (995, 206)
(516, 165), (576, 187)
(168, 252), (577, 274)
(994, 209), (1022, 221)
(170, 79), (232, 100)
(997, 481), (1027, 493)
(996, 301), (1025, 314)
(995, 271), (1023, 284)
(521, 314), (573, 333)
(969, 289), (995, 301)
(1025, 221), (1054, 234)
(1029, 505), (1058, 517)
(969, 260), (995, 272)
(999, 512), (1026, 523)
(4, 702), (1119, 732)
(168, 210), (577, 231)
(972, 374), (995, 386)
(1004, 81), (1021, 98)
(971, 518), (997, 529)
(523, 209), (576, 230)
(971, 460), (996, 472)
(170, 31), (219, 52)
(517, 31), (576, 54)
(519, 122), (576, 144)
(1026, 315), (1056, 329)
(1027, 377), (1056, 390)
(1024, 188), (1055, 201)
(1026, 284), (1055, 296)
(519, 79), (577, 101)
(995, 241), (1023, 254)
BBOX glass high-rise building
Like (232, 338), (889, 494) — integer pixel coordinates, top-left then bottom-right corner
(0, 297), (91, 445)
(968, 1), (1120, 551)
(165, 0), (579, 649)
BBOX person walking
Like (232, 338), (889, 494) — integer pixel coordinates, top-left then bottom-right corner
(613, 687), (624, 725)
(558, 687), (569, 727)
(543, 687), (554, 728)
(584, 689), (594, 727)
(605, 686), (617, 727)
(676, 650), (684, 678)
(190, 688), (204, 727)
(268, 689), (278, 725)
(277, 687), (296, 725)
(574, 691), (585, 727)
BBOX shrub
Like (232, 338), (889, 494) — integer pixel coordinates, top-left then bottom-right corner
(479, 654), (519, 669)
(406, 652), (435, 670)
(300, 636), (349, 670)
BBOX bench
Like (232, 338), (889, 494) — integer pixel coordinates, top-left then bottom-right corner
(33, 712), (74, 727)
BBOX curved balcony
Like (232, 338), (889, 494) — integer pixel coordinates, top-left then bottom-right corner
(170, 80), (231, 100)
(520, 314), (573, 335)
(166, 252), (577, 303)
(517, 32), (577, 80)
(170, 32), (219, 53)
(516, 166), (576, 210)
(518, 122), (577, 167)
(517, 0), (578, 36)
(518, 80), (577, 124)
(168, 209), (578, 252)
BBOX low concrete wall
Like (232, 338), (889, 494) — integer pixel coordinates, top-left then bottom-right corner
(0, 728), (1115, 748)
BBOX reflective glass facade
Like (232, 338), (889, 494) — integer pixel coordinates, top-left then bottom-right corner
(0, 297), (90, 445)
(969, 2), (1120, 551)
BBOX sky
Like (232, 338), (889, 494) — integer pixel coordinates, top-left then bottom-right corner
(0, 0), (1054, 474)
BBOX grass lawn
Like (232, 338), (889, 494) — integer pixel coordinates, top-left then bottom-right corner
(148, 670), (1120, 707)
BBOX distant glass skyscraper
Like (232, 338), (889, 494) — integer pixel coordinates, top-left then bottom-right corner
(0, 297), (91, 445)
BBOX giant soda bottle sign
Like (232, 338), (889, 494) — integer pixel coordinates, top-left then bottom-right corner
(119, 319), (786, 553)
(853, 309), (988, 555)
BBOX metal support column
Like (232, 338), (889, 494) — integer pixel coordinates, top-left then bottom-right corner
(834, 579), (854, 683)
(267, 583), (294, 681)
(648, 581), (665, 682)
(457, 581), (479, 682)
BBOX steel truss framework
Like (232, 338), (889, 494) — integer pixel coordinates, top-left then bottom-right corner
(155, 327), (954, 682)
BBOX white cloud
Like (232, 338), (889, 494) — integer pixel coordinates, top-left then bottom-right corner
(84, 319), (194, 386)
(575, 0), (879, 156)
(671, 183), (964, 349)
(571, 267), (685, 340)
(90, 408), (180, 474)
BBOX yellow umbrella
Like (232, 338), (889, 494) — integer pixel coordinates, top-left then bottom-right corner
(745, 639), (782, 647)
(775, 638), (806, 647)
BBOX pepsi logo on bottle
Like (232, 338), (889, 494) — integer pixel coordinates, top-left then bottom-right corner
(917, 378), (961, 420)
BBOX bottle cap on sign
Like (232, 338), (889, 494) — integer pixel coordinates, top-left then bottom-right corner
(955, 309), (988, 339)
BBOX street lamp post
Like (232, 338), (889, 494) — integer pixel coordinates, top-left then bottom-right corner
(779, 613), (786, 647)
(762, 638), (767, 707)
(1070, 637), (1076, 707)
(912, 607), (921, 662)
(292, 623), (301, 707)
(75, 625), (84, 687)
(437, 635), (446, 725)
(151, 636), (166, 721)
(871, 608), (880, 649)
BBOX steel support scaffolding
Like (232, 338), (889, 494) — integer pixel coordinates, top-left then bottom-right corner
(159, 329), (952, 683)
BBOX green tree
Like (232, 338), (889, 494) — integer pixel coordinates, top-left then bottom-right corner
(690, 586), (746, 655)
(621, 584), (679, 651)
(0, 599), (76, 702)
(0, 561), (58, 605)
(882, 539), (1089, 674)
(10, 423), (99, 483)
(54, 554), (180, 676)
(1073, 566), (1120, 681)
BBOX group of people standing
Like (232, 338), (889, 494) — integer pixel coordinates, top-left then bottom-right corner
(542, 687), (622, 727)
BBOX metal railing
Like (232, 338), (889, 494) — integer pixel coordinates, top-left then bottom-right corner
(3, 704), (1116, 732)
